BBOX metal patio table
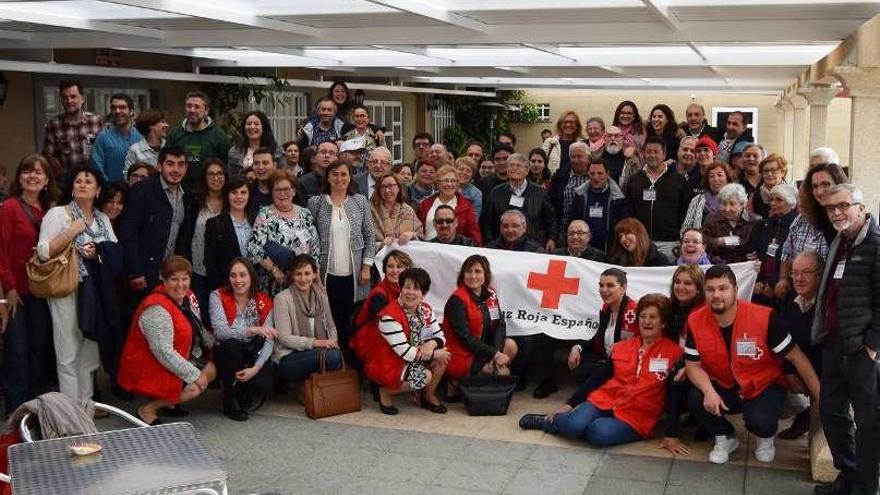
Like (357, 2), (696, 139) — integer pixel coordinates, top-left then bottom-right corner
(8, 422), (227, 495)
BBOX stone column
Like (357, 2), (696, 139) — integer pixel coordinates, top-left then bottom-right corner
(773, 100), (786, 157)
(832, 65), (880, 214)
(799, 84), (838, 161)
(779, 99), (795, 169)
(789, 93), (810, 180)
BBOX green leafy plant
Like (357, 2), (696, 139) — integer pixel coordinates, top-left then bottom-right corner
(432, 89), (539, 155)
(200, 74), (291, 143)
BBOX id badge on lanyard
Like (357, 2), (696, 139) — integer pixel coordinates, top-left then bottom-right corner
(486, 296), (501, 320)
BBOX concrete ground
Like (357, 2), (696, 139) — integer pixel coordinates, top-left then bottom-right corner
(90, 385), (818, 495)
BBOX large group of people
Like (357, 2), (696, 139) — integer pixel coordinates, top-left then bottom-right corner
(0, 78), (877, 495)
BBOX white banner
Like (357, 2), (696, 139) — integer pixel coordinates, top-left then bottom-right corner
(376, 242), (757, 341)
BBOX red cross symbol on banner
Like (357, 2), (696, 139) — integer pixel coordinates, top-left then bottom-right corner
(527, 259), (580, 310)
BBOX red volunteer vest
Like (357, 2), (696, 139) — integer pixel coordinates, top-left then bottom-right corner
(588, 336), (683, 438)
(117, 285), (196, 403)
(350, 279), (400, 358)
(358, 299), (414, 389)
(354, 278), (399, 329)
(216, 287), (273, 326)
(686, 301), (784, 400)
(443, 286), (500, 378)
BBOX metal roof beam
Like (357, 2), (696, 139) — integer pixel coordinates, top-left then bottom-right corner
(520, 43), (578, 63)
(0, 5), (164, 38)
(362, 0), (490, 32)
(103, 0), (319, 37)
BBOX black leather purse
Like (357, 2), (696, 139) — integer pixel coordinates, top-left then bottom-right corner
(458, 373), (519, 416)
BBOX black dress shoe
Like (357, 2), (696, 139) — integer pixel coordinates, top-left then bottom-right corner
(223, 405), (249, 422)
(814, 476), (854, 495)
(379, 403), (399, 415)
(778, 409), (810, 440)
(532, 382), (559, 399)
(519, 413), (546, 430)
(420, 396), (447, 414)
(158, 405), (189, 418)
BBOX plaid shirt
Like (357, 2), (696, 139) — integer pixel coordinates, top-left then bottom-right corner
(781, 214), (829, 262)
(42, 111), (104, 171)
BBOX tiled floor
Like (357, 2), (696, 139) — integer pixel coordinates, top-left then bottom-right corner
(82, 383), (817, 494)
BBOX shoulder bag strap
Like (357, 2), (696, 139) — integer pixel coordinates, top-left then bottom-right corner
(16, 198), (40, 231)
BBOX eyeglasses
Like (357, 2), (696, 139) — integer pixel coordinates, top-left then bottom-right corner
(568, 231), (590, 237)
(761, 168), (781, 175)
(207, 171), (225, 178)
(379, 183), (398, 190)
(437, 178), (458, 185)
(272, 187), (293, 195)
(434, 218), (455, 225)
(824, 202), (860, 214)
(792, 268), (819, 278)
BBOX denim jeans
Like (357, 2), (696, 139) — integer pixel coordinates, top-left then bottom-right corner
(276, 348), (342, 382)
(544, 401), (641, 447)
(2, 295), (53, 413)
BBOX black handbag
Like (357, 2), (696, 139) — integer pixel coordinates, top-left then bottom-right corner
(458, 373), (518, 416)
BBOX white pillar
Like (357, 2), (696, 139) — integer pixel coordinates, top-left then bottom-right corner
(781, 99), (795, 165)
(799, 85), (838, 164)
(789, 94), (809, 180)
(832, 66), (880, 214)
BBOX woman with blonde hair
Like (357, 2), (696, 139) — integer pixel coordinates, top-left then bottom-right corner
(542, 110), (584, 175)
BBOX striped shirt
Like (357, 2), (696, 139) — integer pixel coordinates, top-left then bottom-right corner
(379, 302), (443, 362)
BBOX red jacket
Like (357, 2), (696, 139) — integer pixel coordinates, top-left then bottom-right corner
(357, 298), (414, 389)
(118, 285), (197, 403)
(686, 301), (784, 400)
(0, 199), (43, 294)
(443, 285), (500, 378)
(588, 336), (683, 438)
(418, 192), (482, 245)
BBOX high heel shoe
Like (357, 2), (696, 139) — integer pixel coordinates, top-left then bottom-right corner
(379, 402), (399, 415)
(420, 395), (447, 414)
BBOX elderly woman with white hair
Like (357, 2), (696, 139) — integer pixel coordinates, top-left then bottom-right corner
(751, 184), (799, 304)
(701, 183), (758, 264)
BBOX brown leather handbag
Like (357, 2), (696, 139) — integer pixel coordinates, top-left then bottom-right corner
(27, 241), (79, 299)
(304, 350), (361, 419)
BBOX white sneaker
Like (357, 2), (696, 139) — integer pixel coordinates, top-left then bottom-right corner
(709, 435), (740, 464)
(754, 437), (776, 462)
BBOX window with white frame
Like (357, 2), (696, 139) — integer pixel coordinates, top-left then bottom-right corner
(244, 90), (309, 145)
(712, 107), (759, 143)
(536, 103), (551, 123)
(364, 99), (404, 164)
(37, 82), (152, 146)
(431, 98), (455, 144)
